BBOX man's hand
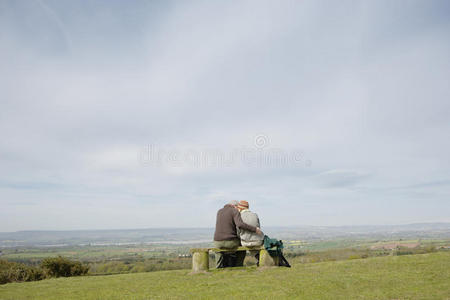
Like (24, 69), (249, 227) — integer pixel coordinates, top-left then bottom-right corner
(256, 227), (263, 236)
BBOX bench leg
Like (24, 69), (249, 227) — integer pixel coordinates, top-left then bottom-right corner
(259, 249), (279, 267)
(192, 251), (209, 272)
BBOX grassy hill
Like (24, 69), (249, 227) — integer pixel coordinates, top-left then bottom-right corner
(1, 252), (449, 299)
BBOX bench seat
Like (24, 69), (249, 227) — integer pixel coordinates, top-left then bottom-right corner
(190, 245), (278, 272)
(189, 246), (264, 253)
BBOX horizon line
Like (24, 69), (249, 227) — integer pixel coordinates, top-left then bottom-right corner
(1, 221), (449, 234)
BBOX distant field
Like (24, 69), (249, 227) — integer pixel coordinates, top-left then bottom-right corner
(2, 238), (448, 277)
(285, 238), (450, 251)
(1, 252), (449, 299)
(3, 238), (447, 261)
(0, 244), (196, 261)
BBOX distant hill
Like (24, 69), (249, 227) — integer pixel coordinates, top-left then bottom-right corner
(1, 252), (449, 299)
(0, 223), (449, 247)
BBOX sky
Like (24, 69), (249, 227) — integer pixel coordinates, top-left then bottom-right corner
(0, 0), (449, 232)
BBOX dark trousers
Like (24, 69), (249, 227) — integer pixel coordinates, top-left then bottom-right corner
(214, 239), (246, 268)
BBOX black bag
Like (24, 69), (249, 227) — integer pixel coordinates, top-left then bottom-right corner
(263, 235), (291, 268)
(278, 252), (291, 267)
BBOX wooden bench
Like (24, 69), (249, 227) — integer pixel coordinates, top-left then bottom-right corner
(190, 246), (279, 272)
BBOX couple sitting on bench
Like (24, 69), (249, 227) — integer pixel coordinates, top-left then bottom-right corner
(213, 200), (264, 268)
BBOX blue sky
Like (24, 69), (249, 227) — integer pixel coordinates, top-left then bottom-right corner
(0, 0), (449, 231)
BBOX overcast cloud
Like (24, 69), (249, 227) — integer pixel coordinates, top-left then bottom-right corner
(0, 0), (449, 231)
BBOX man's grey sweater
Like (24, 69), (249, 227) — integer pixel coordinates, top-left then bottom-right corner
(238, 209), (264, 246)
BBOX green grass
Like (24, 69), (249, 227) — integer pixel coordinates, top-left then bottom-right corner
(1, 252), (449, 299)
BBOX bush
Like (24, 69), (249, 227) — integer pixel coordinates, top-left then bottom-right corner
(41, 256), (89, 278)
(0, 260), (44, 284)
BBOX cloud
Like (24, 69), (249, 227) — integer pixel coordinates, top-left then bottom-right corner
(0, 0), (449, 230)
(314, 170), (371, 188)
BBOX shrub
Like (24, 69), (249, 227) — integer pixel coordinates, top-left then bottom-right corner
(41, 256), (89, 278)
(0, 260), (44, 284)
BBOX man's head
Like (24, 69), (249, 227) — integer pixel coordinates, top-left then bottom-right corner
(228, 200), (239, 208)
(237, 200), (249, 211)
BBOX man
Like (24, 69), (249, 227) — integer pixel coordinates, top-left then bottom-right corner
(236, 200), (264, 265)
(214, 200), (263, 268)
